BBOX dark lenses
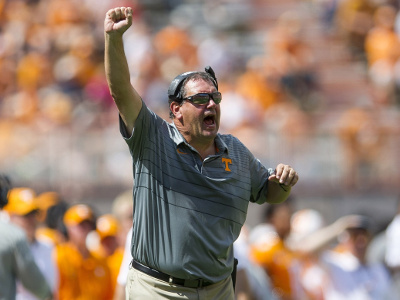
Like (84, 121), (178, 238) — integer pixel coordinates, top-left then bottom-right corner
(191, 94), (211, 104)
(188, 92), (222, 105)
(211, 92), (222, 104)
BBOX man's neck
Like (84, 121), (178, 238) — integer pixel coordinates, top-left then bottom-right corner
(190, 139), (216, 160)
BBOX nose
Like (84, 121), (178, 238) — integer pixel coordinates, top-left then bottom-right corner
(207, 98), (217, 107)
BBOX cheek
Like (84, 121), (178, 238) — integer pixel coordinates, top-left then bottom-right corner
(183, 109), (201, 124)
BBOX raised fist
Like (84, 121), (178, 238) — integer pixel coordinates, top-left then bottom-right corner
(104, 7), (133, 35)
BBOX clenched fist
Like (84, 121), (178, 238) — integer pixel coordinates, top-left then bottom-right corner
(268, 163), (299, 188)
(104, 7), (133, 35)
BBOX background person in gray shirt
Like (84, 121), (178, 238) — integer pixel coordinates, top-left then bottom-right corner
(0, 176), (53, 300)
(104, 7), (299, 300)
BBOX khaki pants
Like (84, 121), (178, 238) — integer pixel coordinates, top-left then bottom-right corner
(126, 266), (235, 300)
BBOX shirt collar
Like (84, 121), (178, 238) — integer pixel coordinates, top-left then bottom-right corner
(214, 134), (228, 155)
(169, 121), (186, 146)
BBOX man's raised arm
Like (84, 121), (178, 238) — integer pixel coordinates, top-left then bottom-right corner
(104, 7), (142, 134)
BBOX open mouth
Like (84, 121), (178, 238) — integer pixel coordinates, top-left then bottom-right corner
(203, 115), (215, 126)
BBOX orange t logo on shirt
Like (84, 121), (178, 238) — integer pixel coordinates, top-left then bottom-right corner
(222, 158), (232, 171)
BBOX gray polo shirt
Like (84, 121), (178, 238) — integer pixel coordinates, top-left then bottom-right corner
(121, 103), (272, 283)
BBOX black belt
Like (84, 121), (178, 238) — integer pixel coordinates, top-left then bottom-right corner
(131, 259), (214, 288)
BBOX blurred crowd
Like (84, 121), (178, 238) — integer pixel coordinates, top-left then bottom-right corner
(0, 185), (134, 300)
(1, 0), (400, 190)
(234, 195), (400, 300)
(2, 184), (400, 299)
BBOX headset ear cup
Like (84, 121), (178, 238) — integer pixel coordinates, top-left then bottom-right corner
(168, 78), (180, 98)
(168, 71), (196, 100)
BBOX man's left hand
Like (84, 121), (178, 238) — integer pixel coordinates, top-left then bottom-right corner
(268, 164), (299, 188)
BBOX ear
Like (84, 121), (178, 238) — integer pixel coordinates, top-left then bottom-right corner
(170, 101), (183, 120)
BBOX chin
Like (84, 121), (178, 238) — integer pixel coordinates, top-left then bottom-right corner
(203, 125), (219, 135)
(202, 131), (218, 139)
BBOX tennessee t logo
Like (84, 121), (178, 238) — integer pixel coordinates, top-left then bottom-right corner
(222, 158), (232, 172)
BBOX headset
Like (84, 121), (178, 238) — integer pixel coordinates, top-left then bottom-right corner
(167, 66), (219, 102)
(0, 175), (11, 209)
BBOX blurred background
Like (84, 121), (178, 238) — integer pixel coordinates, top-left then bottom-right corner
(1, 0), (400, 229)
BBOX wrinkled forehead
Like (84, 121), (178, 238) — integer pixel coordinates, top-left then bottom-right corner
(183, 76), (217, 93)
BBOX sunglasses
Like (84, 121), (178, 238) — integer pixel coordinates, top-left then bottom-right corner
(183, 92), (222, 105)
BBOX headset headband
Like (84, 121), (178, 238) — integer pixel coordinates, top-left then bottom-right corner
(167, 66), (218, 101)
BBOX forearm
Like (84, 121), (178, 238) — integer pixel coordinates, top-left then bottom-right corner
(105, 33), (141, 132)
(265, 180), (291, 204)
(105, 33), (131, 99)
